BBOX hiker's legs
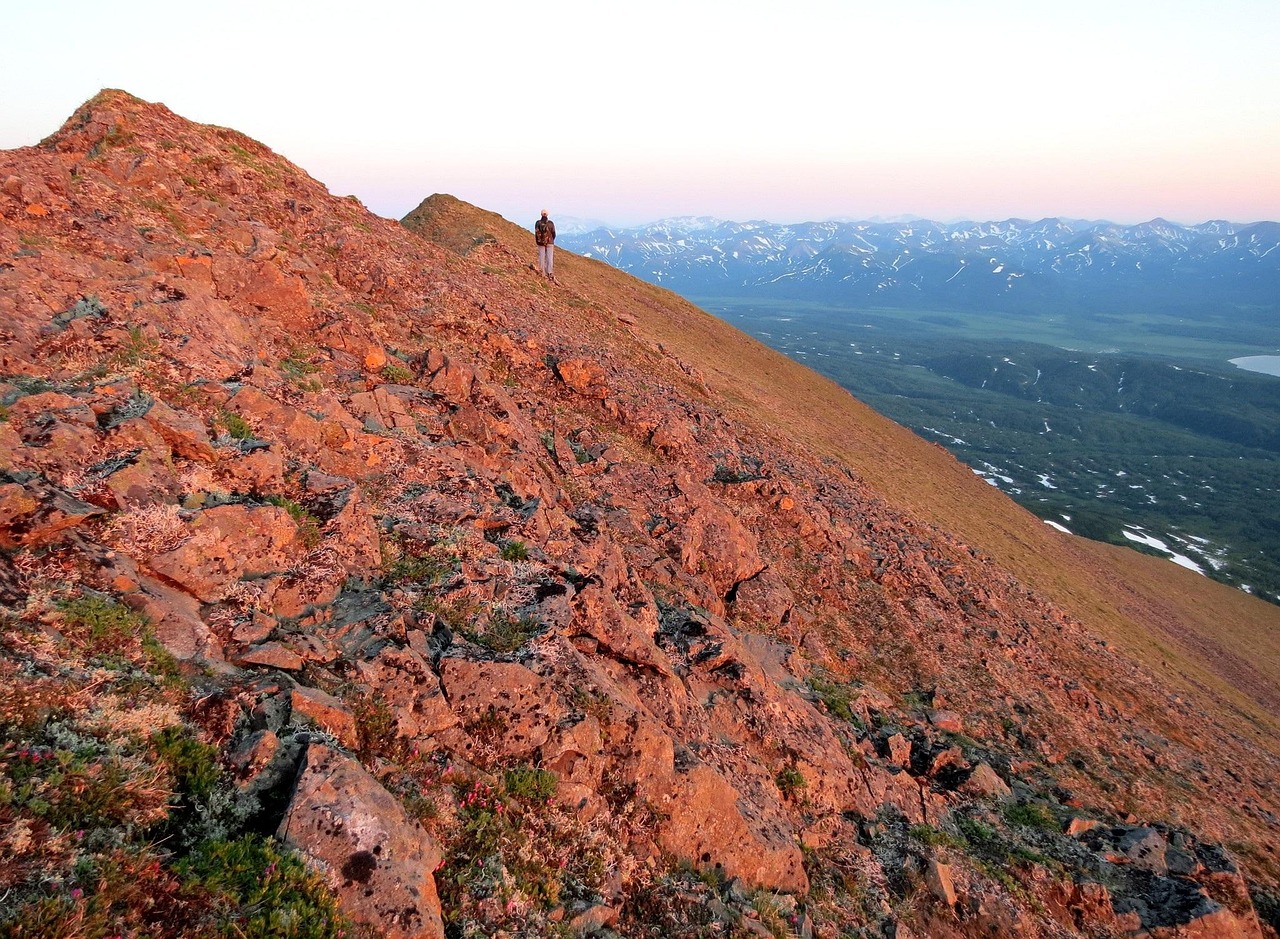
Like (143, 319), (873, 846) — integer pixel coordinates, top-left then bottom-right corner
(538, 245), (552, 276)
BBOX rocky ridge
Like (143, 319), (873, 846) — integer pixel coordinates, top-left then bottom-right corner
(0, 90), (1277, 937)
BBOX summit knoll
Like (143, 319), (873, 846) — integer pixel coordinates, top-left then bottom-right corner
(1, 90), (1277, 938)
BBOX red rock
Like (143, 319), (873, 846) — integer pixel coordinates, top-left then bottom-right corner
(553, 357), (609, 399)
(229, 729), (280, 778)
(568, 905), (619, 934)
(1067, 817), (1104, 837)
(233, 642), (305, 671)
(926, 859), (958, 907)
(126, 571), (223, 661)
(278, 745), (444, 939)
(143, 398), (217, 461)
(961, 762), (1012, 800)
(927, 709), (963, 733)
(218, 448), (285, 495)
(148, 503), (301, 603)
(354, 646), (457, 741)
(886, 733), (912, 768)
(290, 686), (358, 749)
(0, 479), (104, 548)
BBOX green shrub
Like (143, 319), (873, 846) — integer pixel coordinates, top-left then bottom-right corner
(498, 539), (529, 562)
(415, 594), (474, 633)
(503, 765), (557, 803)
(908, 822), (963, 849)
(465, 609), (542, 653)
(382, 362), (413, 383)
(57, 595), (146, 649)
(383, 544), (455, 587)
(217, 410), (254, 441)
(281, 346), (320, 381)
(141, 630), (186, 687)
(179, 834), (354, 938)
(808, 676), (858, 724)
(353, 694), (400, 763)
(1003, 800), (1058, 832)
(152, 726), (221, 801)
(775, 764), (806, 799)
(117, 324), (159, 366)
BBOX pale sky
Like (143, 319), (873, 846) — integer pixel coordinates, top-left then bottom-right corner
(2, 0), (1278, 227)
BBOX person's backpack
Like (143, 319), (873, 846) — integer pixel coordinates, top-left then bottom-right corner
(535, 218), (553, 246)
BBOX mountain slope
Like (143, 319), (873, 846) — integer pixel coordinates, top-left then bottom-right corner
(0, 91), (1277, 938)
(434, 199), (1280, 738)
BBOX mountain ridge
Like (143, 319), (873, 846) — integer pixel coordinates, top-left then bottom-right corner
(559, 214), (1280, 316)
(0, 90), (1277, 938)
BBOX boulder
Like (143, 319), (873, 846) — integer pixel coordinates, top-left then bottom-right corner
(148, 503), (301, 603)
(290, 686), (359, 750)
(278, 744), (444, 938)
(0, 478), (104, 548)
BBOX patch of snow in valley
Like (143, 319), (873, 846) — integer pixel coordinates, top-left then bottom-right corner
(1037, 474), (1058, 489)
(973, 464), (1015, 485)
(924, 427), (969, 445)
(1121, 528), (1206, 575)
(1044, 519), (1072, 534)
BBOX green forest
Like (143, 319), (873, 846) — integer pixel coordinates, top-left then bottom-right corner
(697, 297), (1280, 606)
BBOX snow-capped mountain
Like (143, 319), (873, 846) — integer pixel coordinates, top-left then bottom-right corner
(560, 216), (1280, 312)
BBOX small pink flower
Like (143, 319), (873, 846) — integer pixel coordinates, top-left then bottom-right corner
(70, 887), (83, 900)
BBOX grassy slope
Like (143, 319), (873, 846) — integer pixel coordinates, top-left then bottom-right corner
(406, 196), (1280, 747)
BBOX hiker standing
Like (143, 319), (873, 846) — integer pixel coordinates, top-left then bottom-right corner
(535, 209), (556, 282)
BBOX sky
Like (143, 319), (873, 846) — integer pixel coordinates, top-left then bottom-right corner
(2, 0), (1279, 228)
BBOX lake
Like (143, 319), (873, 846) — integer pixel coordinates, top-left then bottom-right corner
(1229, 355), (1280, 377)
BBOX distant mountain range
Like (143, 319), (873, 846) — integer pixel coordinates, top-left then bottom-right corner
(560, 216), (1280, 314)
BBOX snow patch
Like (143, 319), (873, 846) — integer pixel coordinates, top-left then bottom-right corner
(1121, 529), (1206, 575)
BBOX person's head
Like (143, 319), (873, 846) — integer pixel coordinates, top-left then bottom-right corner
(541, 209), (548, 218)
